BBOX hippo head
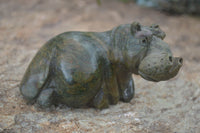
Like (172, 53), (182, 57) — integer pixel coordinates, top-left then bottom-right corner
(130, 22), (183, 82)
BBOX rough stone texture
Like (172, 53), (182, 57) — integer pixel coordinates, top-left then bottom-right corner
(0, 0), (199, 132)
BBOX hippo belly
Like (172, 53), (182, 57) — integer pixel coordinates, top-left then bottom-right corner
(51, 35), (108, 107)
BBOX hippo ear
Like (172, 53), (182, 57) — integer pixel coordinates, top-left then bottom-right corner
(150, 24), (159, 28)
(150, 24), (166, 40)
(131, 22), (141, 34)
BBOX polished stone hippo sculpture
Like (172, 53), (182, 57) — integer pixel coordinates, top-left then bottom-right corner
(20, 22), (183, 109)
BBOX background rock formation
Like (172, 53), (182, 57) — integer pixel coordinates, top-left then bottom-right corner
(135, 0), (200, 14)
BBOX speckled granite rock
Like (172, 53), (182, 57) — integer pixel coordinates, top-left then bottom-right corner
(0, 0), (200, 132)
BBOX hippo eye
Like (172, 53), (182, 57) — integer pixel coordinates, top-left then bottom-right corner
(142, 36), (152, 44)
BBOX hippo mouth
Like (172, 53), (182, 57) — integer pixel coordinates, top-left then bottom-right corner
(138, 71), (158, 82)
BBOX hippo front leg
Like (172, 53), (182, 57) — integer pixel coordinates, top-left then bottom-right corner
(117, 72), (135, 102)
(106, 72), (120, 105)
(92, 65), (120, 109)
(92, 83), (109, 109)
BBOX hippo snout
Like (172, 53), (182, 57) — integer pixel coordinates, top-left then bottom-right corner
(169, 57), (183, 74)
(169, 56), (183, 65)
(138, 53), (183, 82)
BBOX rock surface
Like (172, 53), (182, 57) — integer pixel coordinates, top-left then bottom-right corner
(0, 0), (200, 132)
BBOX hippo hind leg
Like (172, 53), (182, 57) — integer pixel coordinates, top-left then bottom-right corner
(20, 45), (55, 103)
(20, 75), (47, 104)
(36, 79), (58, 108)
(20, 71), (51, 104)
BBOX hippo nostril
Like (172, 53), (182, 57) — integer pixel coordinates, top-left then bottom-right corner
(169, 56), (173, 62)
(179, 58), (183, 64)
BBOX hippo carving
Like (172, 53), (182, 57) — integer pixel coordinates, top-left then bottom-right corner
(20, 22), (183, 109)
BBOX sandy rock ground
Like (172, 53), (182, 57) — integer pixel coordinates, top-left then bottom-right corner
(0, 0), (200, 133)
